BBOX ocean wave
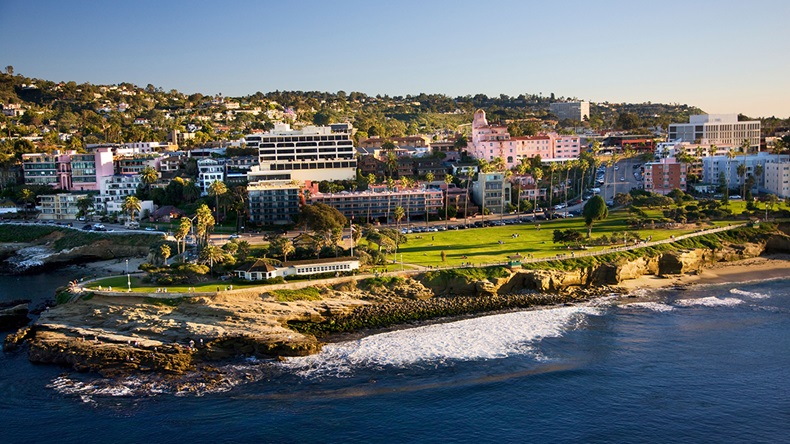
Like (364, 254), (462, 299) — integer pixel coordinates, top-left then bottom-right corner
(281, 305), (603, 379)
(675, 297), (744, 307)
(620, 302), (675, 312)
(729, 288), (770, 299)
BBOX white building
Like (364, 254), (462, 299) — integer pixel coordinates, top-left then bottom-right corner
(244, 123), (357, 183)
(550, 101), (590, 122)
(669, 114), (760, 152)
(701, 153), (790, 189)
(234, 257), (360, 281)
(764, 159), (790, 198)
(471, 172), (512, 215)
(197, 158), (225, 195)
(95, 175), (142, 210)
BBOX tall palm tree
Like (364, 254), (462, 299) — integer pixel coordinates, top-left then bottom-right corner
(195, 203), (215, 247)
(174, 217), (191, 257)
(19, 188), (34, 220)
(547, 162), (557, 211)
(532, 167), (543, 216)
(139, 165), (158, 195)
(208, 180), (228, 223)
(444, 173), (453, 228)
(725, 148), (736, 204)
(737, 163), (747, 199)
(607, 153), (619, 203)
(393, 206), (405, 254)
(401, 176), (415, 226)
(122, 195), (141, 222)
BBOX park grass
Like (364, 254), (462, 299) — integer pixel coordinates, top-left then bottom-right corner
(393, 210), (723, 267)
(269, 287), (322, 302)
(84, 275), (265, 293)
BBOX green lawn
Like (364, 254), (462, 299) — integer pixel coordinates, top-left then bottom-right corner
(84, 275), (263, 293)
(390, 210), (729, 267)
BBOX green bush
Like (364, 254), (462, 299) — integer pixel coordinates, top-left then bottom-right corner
(269, 287), (322, 302)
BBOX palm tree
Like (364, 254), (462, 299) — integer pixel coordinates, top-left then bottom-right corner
(532, 167), (543, 216)
(608, 153), (619, 203)
(19, 188), (34, 220)
(281, 239), (295, 263)
(725, 148), (736, 204)
(423, 172), (434, 227)
(195, 203), (215, 247)
(401, 176), (415, 226)
(444, 173), (453, 228)
(385, 151), (398, 179)
(737, 163), (747, 199)
(139, 166), (158, 195)
(208, 180), (228, 223)
(122, 195), (142, 222)
(547, 162), (557, 212)
(159, 244), (171, 266)
(393, 205), (405, 252)
(174, 217), (191, 257)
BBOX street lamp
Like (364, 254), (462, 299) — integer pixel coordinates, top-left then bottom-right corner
(126, 259), (131, 292)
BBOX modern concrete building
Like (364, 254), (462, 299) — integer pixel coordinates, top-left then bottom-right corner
(244, 123), (356, 183)
(668, 114), (760, 152)
(550, 101), (590, 122)
(701, 153), (790, 189)
(197, 158), (225, 195)
(247, 180), (301, 225)
(95, 175), (143, 210)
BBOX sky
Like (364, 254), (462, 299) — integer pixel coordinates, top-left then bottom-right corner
(2, 0), (789, 118)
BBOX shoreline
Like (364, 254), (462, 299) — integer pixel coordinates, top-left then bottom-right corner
(615, 254), (790, 292)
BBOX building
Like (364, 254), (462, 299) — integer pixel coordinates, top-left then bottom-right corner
(22, 152), (66, 187)
(643, 158), (688, 195)
(95, 175), (143, 210)
(69, 148), (115, 191)
(197, 158), (225, 194)
(37, 193), (82, 220)
(22, 148), (115, 191)
(470, 110), (580, 168)
(764, 159), (790, 198)
(247, 180), (301, 225)
(234, 257), (360, 281)
(244, 123), (356, 183)
(471, 172), (512, 215)
(550, 101), (590, 122)
(669, 114), (760, 152)
(116, 154), (161, 175)
(309, 187), (443, 223)
(701, 153), (790, 189)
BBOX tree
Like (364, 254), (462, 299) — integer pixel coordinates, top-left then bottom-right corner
(393, 205), (405, 253)
(444, 173), (453, 228)
(199, 244), (226, 275)
(122, 195), (142, 222)
(208, 180), (228, 222)
(195, 203), (215, 247)
(159, 244), (171, 266)
(725, 148), (736, 204)
(18, 188), (35, 220)
(583, 195), (608, 238)
(532, 167), (543, 215)
(174, 217), (191, 257)
(736, 163), (747, 198)
(76, 195), (94, 219)
(140, 166), (158, 193)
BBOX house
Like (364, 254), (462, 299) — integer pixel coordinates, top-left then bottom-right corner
(150, 205), (185, 222)
(234, 259), (279, 281)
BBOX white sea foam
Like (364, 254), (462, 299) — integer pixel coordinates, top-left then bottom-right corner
(281, 305), (602, 378)
(729, 288), (770, 299)
(675, 297), (744, 307)
(621, 302), (675, 313)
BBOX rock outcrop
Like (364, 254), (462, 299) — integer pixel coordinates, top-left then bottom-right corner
(0, 300), (30, 330)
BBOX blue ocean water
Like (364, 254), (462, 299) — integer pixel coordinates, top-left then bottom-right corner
(1, 272), (789, 444)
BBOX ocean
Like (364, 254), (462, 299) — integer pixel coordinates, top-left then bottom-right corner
(1, 270), (788, 444)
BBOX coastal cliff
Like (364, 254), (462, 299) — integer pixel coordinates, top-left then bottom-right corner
(5, 229), (790, 377)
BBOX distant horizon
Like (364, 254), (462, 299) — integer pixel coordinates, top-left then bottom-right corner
(2, 0), (788, 119)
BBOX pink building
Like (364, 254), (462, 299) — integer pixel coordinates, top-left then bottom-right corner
(22, 148), (115, 191)
(470, 110), (580, 168)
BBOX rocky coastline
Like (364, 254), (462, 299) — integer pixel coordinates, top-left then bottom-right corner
(3, 228), (790, 384)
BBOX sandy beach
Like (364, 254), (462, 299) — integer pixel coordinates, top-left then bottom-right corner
(616, 254), (790, 292)
(72, 257), (149, 277)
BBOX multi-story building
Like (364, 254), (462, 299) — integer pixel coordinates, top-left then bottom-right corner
(197, 158), (225, 194)
(470, 110), (580, 168)
(309, 187), (443, 223)
(23, 149), (115, 191)
(95, 175), (142, 211)
(669, 114), (761, 151)
(22, 152), (64, 187)
(224, 156), (256, 187)
(550, 101), (590, 122)
(471, 172), (512, 215)
(244, 123), (356, 183)
(70, 148), (115, 191)
(247, 180), (301, 225)
(116, 154), (161, 175)
(643, 158), (688, 195)
(701, 153), (790, 189)
(38, 193), (82, 220)
(764, 159), (790, 198)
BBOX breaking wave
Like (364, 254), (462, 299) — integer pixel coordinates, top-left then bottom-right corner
(729, 288), (770, 299)
(621, 302), (675, 312)
(675, 297), (744, 307)
(281, 305), (603, 379)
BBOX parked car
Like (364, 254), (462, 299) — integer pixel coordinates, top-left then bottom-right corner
(228, 234), (241, 240)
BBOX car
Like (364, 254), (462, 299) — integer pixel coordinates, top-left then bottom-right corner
(614, 165), (619, 170)
(554, 203), (566, 210)
(620, 177), (626, 181)
(82, 224), (93, 231)
(228, 234), (241, 240)
(144, 227), (156, 231)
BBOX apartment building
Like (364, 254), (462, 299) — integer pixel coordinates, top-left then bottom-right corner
(669, 114), (761, 151)
(643, 158), (688, 195)
(471, 172), (512, 215)
(764, 159), (790, 198)
(197, 158), (225, 194)
(244, 123), (356, 183)
(309, 187), (443, 222)
(38, 193), (82, 220)
(247, 180), (301, 225)
(701, 153), (790, 188)
(94, 175), (143, 211)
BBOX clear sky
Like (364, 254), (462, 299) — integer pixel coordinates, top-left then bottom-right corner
(2, 0), (789, 118)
